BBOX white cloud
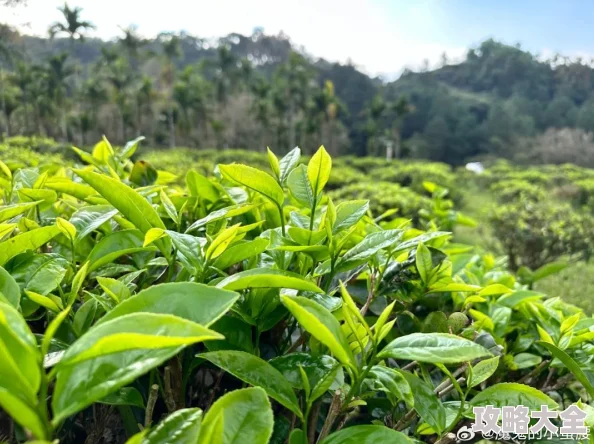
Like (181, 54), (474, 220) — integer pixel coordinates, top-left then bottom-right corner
(2, 0), (467, 77)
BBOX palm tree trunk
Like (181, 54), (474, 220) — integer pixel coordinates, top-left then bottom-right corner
(22, 92), (30, 136)
(288, 100), (295, 151)
(0, 71), (8, 138)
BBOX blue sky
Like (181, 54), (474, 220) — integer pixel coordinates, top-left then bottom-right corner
(3, 0), (593, 77)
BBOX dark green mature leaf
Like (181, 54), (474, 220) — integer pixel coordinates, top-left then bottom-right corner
(201, 350), (302, 419)
(0, 265), (20, 308)
(378, 333), (491, 364)
(185, 203), (257, 234)
(287, 165), (314, 207)
(216, 268), (322, 292)
(186, 170), (219, 202)
(10, 253), (68, 296)
(0, 226), (60, 265)
(88, 230), (157, 272)
(470, 383), (558, 410)
(469, 356), (499, 387)
(337, 229), (403, 271)
(198, 387), (274, 444)
(333, 200), (369, 233)
(367, 366), (413, 407)
(270, 353), (342, 392)
(99, 282), (239, 327)
(281, 295), (355, 369)
(538, 341), (594, 399)
(213, 238), (269, 270)
(69, 205), (119, 243)
(99, 387), (145, 408)
(279, 147), (301, 184)
(320, 425), (412, 444)
(219, 164), (284, 207)
(144, 408), (202, 444)
(398, 370), (446, 434)
(73, 169), (171, 256)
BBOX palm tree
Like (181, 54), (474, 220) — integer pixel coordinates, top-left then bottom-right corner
(160, 34), (182, 148)
(11, 61), (34, 135)
(45, 54), (74, 139)
(48, 3), (95, 42)
(49, 3), (94, 142)
(118, 25), (145, 69)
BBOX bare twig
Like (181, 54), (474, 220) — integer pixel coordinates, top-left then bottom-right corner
(287, 333), (307, 353)
(308, 401), (322, 443)
(360, 273), (376, 316)
(164, 366), (176, 413)
(518, 360), (549, 384)
(435, 433), (456, 444)
(316, 390), (342, 443)
(205, 370), (224, 411)
(401, 361), (417, 371)
(144, 384), (159, 428)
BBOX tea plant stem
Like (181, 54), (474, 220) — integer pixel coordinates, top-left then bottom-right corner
(144, 384), (159, 428)
(308, 401), (322, 443)
(401, 360), (417, 371)
(317, 390), (342, 443)
(518, 359), (549, 384)
(163, 366), (176, 413)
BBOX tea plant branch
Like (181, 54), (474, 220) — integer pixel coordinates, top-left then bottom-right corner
(163, 366), (176, 413)
(518, 359), (549, 384)
(144, 384), (159, 428)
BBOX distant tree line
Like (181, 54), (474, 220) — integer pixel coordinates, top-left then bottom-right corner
(2, 4), (594, 165)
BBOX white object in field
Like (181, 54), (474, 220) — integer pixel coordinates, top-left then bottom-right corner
(466, 162), (484, 174)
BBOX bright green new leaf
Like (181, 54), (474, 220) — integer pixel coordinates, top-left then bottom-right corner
(469, 356), (499, 387)
(415, 242), (432, 284)
(0, 266), (20, 308)
(216, 268), (322, 292)
(198, 387), (273, 444)
(470, 382), (558, 410)
(0, 201), (40, 223)
(267, 147), (281, 179)
(206, 224), (240, 260)
(56, 217), (76, 241)
(0, 226), (60, 265)
(538, 341), (594, 399)
(307, 145), (331, 196)
(99, 282), (239, 327)
(58, 313), (223, 367)
(73, 169), (171, 256)
(219, 164), (284, 208)
(281, 295), (356, 369)
(0, 387), (47, 440)
(320, 425), (412, 444)
(212, 238), (269, 270)
(144, 408), (202, 444)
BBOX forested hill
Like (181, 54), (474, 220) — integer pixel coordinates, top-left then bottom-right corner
(3, 24), (594, 165)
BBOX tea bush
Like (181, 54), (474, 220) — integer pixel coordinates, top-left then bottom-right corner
(1, 138), (594, 444)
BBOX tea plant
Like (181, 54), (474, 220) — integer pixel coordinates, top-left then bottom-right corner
(0, 137), (593, 443)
